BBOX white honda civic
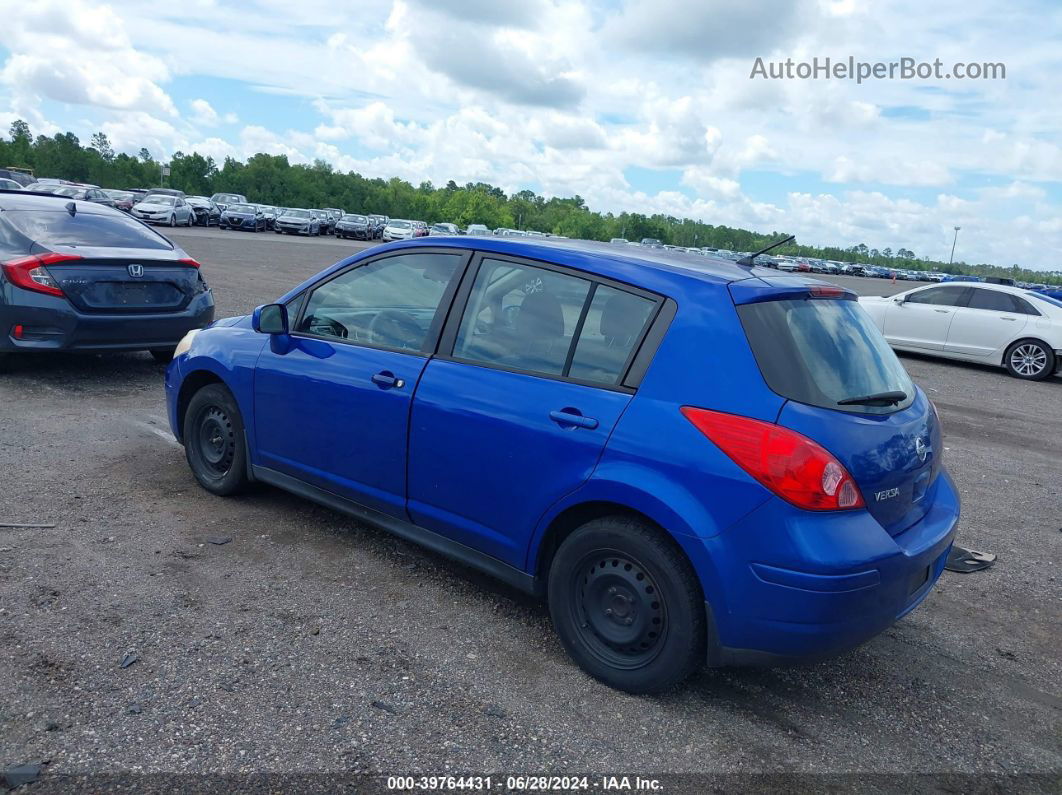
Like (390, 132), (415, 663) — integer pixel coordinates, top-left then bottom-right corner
(859, 282), (1062, 380)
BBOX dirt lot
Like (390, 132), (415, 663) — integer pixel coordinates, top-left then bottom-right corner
(1, 228), (1059, 789)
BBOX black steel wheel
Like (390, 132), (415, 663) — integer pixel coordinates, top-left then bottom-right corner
(569, 550), (668, 669)
(183, 383), (248, 496)
(548, 517), (705, 693)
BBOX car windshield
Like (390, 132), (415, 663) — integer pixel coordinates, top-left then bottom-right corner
(228, 204), (255, 213)
(343, 215), (366, 222)
(52, 187), (86, 197)
(5, 209), (174, 250)
(391, 220), (411, 229)
(738, 297), (915, 415)
(143, 196), (176, 206)
(284, 209), (310, 219)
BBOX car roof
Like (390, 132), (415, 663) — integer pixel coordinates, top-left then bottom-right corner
(0, 189), (125, 215)
(918, 281), (1034, 297)
(377, 236), (782, 290)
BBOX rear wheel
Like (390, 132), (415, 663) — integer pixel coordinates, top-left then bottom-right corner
(183, 383), (248, 496)
(548, 517), (705, 693)
(186, 213), (193, 227)
(1004, 339), (1055, 380)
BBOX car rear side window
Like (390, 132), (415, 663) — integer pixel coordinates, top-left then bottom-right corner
(568, 285), (655, 385)
(904, 286), (968, 306)
(966, 288), (1030, 314)
(739, 298), (915, 415)
(4, 209), (173, 250)
(454, 259), (591, 377)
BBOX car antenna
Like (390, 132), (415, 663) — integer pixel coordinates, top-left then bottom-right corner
(737, 234), (795, 267)
(66, 201), (76, 217)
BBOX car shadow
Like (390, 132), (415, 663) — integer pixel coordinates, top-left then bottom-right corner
(0, 351), (167, 385)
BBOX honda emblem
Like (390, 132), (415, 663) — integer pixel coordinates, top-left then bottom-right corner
(128, 264), (144, 278)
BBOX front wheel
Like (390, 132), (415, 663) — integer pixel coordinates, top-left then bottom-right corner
(548, 517), (706, 694)
(183, 383), (249, 496)
(169, 215), (176, 227)
(1004, 339), (1055, 380)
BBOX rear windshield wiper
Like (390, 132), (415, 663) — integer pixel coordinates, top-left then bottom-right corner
(837, 390), (908, 407)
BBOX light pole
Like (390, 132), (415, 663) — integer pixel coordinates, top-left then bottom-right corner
(948, 226), (961, 265)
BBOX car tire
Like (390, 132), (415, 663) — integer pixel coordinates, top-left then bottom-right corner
(150, 348), (174, 364)
(547, 516), (706, 694)
(169, 214), (176, 227)
(186, 214), (193, 227)
(1004, 339), (1056, 381)
(183, 383), (249, 497)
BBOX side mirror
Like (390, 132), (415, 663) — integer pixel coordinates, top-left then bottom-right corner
(892, 296), (905, 304)
(252, 303), (288, 335)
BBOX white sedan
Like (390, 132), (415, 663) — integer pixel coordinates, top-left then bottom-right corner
(860, 283), (1062, 380)
(382, 219), (415, 241)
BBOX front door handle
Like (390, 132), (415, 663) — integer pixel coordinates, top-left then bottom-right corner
(999, 316), (1016, 321)
(933, 308), (950, 313)
(371, 371), (405, 389)
(550, 409), (599, 430)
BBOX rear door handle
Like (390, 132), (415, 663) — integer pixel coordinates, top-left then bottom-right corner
(550, 409), (598, 430)
(999, 316), (1016, 321)
(933, 309), (950, 313)
(371, 371), (405, 389)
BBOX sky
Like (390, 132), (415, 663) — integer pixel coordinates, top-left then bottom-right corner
(0, 0), (1059, 271)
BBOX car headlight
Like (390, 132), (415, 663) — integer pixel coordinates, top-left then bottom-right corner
(173, 329), (200, 358)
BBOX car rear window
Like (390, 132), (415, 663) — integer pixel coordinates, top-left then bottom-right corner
(738, 298), (915, 415)
(4, 209), (173, 251)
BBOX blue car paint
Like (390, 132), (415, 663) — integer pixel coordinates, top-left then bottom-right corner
(166, 237), (960, 665)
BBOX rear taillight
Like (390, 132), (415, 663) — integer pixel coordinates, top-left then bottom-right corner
(177, 257), (201, 269)
(1, 252), (83, 298)
(681, 407), (865, 511)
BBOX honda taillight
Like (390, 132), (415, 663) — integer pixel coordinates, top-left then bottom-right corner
(177, 257), (201, 269)
(681, 407), (865, 511)
(1, 252), (83, 298)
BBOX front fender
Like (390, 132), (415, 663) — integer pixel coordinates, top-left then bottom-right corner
(166, 322), (267, 444)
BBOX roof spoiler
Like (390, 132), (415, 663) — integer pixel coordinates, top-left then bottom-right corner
(729, 279), (857, 305)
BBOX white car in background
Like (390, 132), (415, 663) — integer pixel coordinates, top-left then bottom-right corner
(860, 282), (1062, 380)
(131, 194), (194, 227)
(382, 219), (415, 241)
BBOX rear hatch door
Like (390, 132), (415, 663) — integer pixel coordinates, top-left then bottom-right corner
(732, 277), (941, 536)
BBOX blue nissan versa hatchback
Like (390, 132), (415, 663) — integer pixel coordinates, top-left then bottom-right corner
(165, 238), (959, 692)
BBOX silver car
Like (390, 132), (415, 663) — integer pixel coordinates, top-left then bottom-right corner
(131, 194), (194, 226)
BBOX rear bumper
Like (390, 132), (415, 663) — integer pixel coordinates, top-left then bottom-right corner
(689, 471), (960, 665)
(0, 290), (215, 354)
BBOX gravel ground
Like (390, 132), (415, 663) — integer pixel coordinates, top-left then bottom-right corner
(1, 228), (1059, 789)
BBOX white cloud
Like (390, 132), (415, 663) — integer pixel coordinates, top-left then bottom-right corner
(190, 99), (238, 127)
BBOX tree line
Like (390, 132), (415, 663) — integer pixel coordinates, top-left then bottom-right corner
(2, 121), (1057, 285)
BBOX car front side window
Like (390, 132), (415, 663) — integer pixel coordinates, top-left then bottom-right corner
(905, 286), (968, 306)
(295, 252), (462, 352)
